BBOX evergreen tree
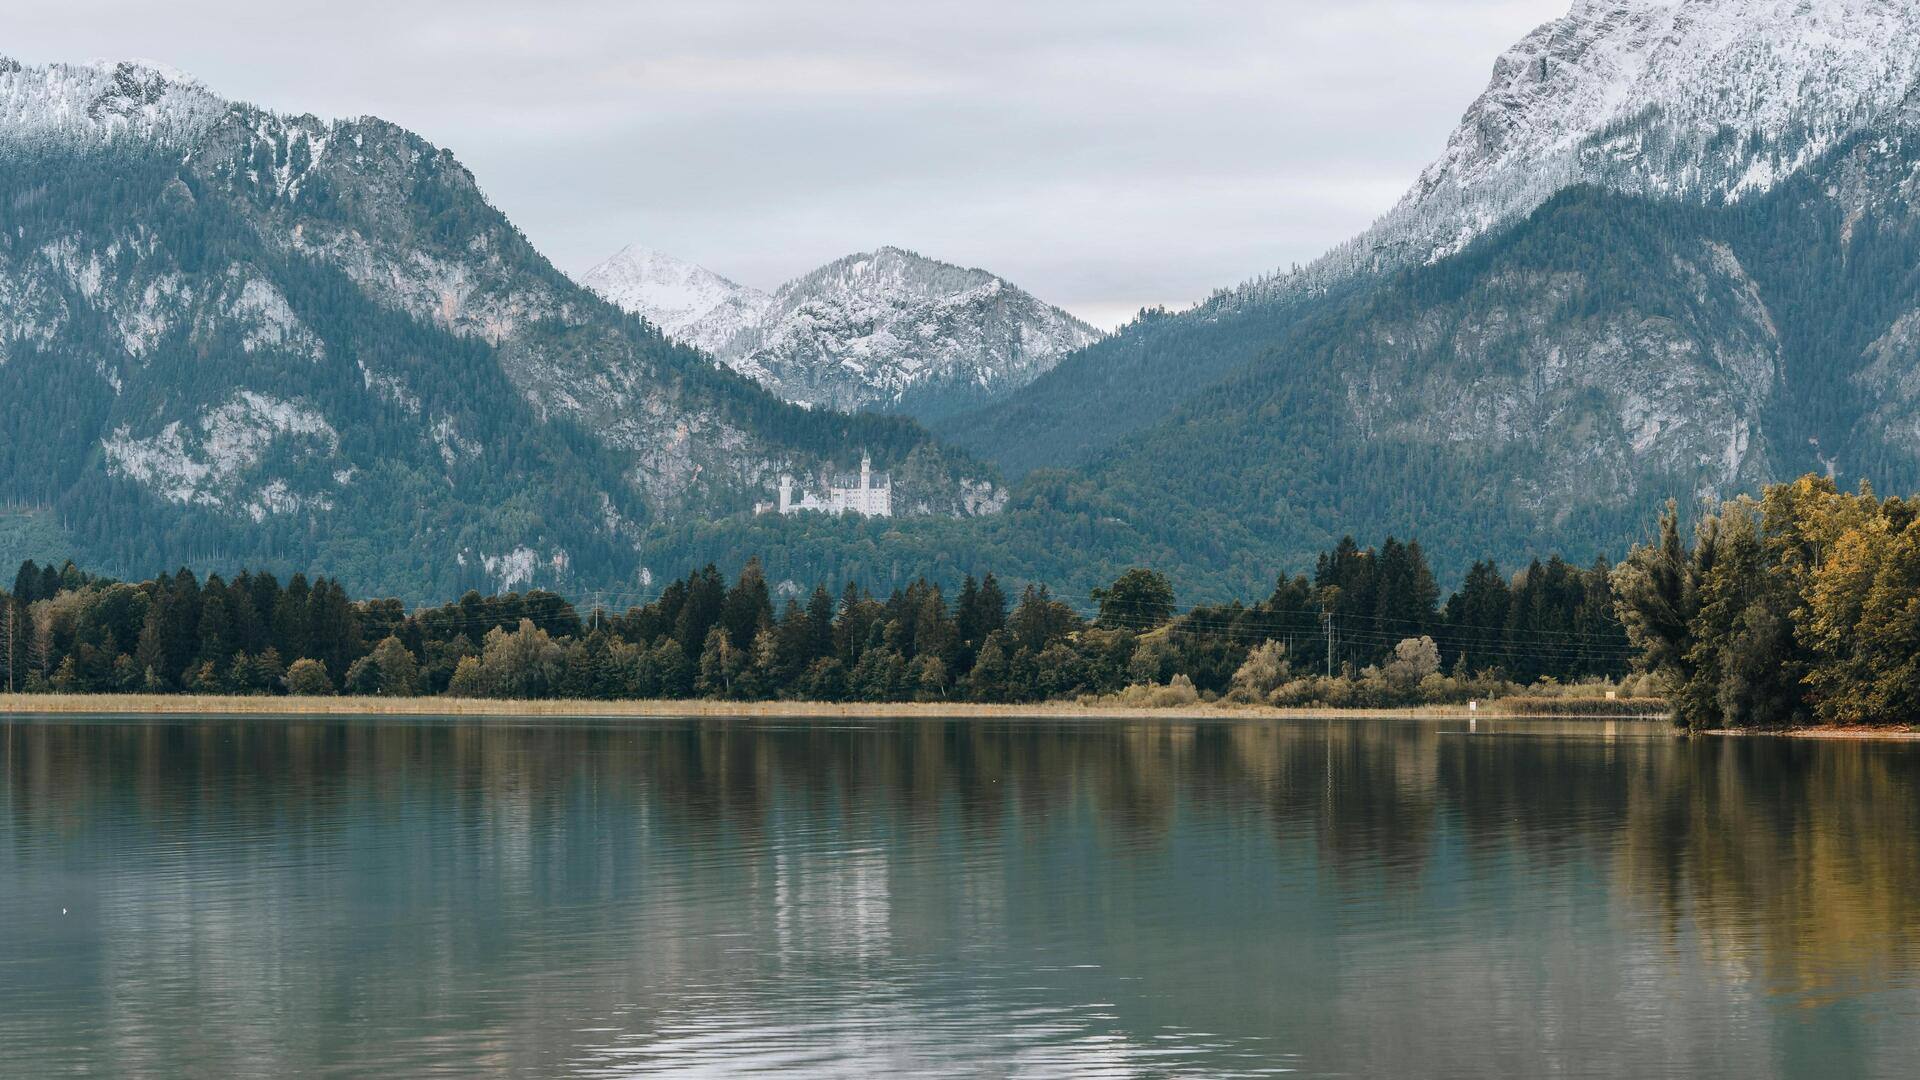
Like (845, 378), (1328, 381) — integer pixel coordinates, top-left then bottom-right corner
(274, 574), (312, 661)
(198, 577), (235, 674)
(675, 565), (726, 657)
(1443, 561), (1512, 673)
(1614, 502), (1705, 709)
(804, 585), (836, 662)
(1010, 584), (1080, 653)
(308, 579), (361, 683)
(11, 561), (40, 606)
(163, 570), (201, 683)
(720, 558), (773, 651)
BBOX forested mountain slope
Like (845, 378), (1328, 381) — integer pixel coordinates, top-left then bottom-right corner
(12, 1), (1920, 610)
(932, 286), (1355, 478)
(0, 59), (993, 600)
(1046, 132), (1920, 586)
(677, 129), (1920, 604)
(943, 0), (1920, 478)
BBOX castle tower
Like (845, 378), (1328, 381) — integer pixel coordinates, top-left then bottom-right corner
(779, 474), (795, 514)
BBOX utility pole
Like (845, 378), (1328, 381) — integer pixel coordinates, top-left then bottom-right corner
(1317, 586), (1341, 679)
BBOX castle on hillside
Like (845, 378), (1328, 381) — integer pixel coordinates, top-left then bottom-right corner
(758, 454), (893, 518)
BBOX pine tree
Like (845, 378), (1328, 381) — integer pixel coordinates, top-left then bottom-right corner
(976, 573), (1008, 640)
(308, 579), (361, 683)
(1010, 584), (1080, 652)
(163, 570), (201, 683)
(229, 570), (267, 655)
(675, 565), (726, 656)
(720, 558), (773, 651)
(804, 585), (836, 662)
(1443, 561), (1512, 674)
(198, 577), (234, 674)
(274, 574), (311, 660)
(10, 562), (39, 607)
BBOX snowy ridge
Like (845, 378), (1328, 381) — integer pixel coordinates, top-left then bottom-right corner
(582, 245), (1102, 413)
(1230, 0), (1920, 307)
(0, 56), (229, 149)
(578, 244), (772, 355)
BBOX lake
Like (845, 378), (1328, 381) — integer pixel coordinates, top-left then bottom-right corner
(4, 715), (1919, 1077)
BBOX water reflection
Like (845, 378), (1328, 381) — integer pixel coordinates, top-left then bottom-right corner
(3, 717), (1920, 1077)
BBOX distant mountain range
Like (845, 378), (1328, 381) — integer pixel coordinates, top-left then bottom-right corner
(0, 57), (996, 599)
(9, 0), (1920, 605)
(579, 244), (1100, 420)
(923, 0), (1920, 594)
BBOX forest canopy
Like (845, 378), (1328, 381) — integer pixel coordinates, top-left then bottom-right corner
(0, 532), (1633, 708)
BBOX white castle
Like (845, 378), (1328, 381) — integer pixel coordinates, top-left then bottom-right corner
(762, 453), (894, 518)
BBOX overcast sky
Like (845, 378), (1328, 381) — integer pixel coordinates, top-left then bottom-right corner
(8, 0), (1568, 328)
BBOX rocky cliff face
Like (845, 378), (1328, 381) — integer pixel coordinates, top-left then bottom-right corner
(0, 58), (998, 598)
(1321, 213), (1784, 513)
(581, 245), (1100, 419)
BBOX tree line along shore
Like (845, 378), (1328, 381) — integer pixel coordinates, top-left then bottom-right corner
(0, 693), (1667, 721)
(0, 475), (1908, 731)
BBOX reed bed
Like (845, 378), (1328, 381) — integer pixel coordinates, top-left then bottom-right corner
(0, 693), (1668, 723)
(1484, 697), (1671, 719)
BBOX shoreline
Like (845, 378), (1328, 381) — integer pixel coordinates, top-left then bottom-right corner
(1705, 726), (1920, 742)
(2, 693), (1667, 723)
(17, 696), (1913, 740)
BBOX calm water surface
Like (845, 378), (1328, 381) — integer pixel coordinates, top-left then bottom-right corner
(4, 715), (1920, 1077)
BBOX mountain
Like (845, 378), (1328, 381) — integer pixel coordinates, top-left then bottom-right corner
(1274, 0), (1920, 296)
(877, 127), (1919, 606)
(944, 0), (1920, 477)
(867, 0), (1920, 602)
(1054, 164), (1920, 587)
(576, 244), (770, 356)
(0, 58), (996, 599)
(581, 244), (1101, 420)
(11, 1), (1920, 609)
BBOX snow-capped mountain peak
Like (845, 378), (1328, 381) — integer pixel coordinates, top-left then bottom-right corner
(1239, 0), (1920, 302)
(579, 244), (1102, 417)
(577, 244), (771, 355)
(0, 55), (228, 148)
(1419, 0), (1920, 203)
